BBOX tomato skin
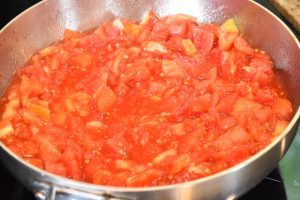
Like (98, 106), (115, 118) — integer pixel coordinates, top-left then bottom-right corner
(0, 14), (293, 187)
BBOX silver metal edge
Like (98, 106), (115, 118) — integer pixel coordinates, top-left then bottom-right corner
(0, 0), (299, 193)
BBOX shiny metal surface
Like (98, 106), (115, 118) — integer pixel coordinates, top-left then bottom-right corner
(0, 0), (299, 200)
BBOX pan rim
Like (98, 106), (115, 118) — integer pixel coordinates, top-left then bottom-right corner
(0, 0), (299, 193)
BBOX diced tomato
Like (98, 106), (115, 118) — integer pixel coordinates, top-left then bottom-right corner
(251, 54), (273, 69)
(170, 154), (191, 175)
(24, 158), (44, 169)
(142, 41), (168, 54)
(74, 53), (93, 69)
(95, 85), (117, 112)
(161, 60), (185, 78)
(51, 51), (70, 70)
(218, 18), (239, 50)
(2, 98), (20, 119)
(140, 11), (157, 26)
(39, 46), (60, 57)
(0, 119), (14, 138)
(83, 158), (105, 180)
(137, 27), (152, 43)
(192, 28), (215, 54)
(219, 51), (237, 81)
(164, 14), (196, 24)
(190, 93), (212, 113)
(104, 23), (121, 39)
(255, 107), (273, 122)
(247, 121), (270, 143)
(61, 145), (82, 179)
(254, 89), (275, 103)
(124, 23), (141, 39)
(234, 36), (254, 55)
(214, 126), (251, 150)
(153, 149), (177, 165)
(64, 29), (81, 40)
(65, 92), (90, 116)
(175, 57), (211, 78)
(167, 36), (184, 52)
(113, 18), (125, 30)
(45, 163), (67, 177)
(188, 163), (211, 176)
(179, 124), (206, 153)
(169, 123), (186, 136)
(151, 21), (169, 41)
(181, 39), (197, 56)
(39, 138), (61, 163)
(20, 75), (43, 100)
(114, 82), (130, 96)
(216, 94), (238, 114)
(232, 98), (262, 116)
(148, 82), (166, 95)
(86, 121), (103, 129)
(218, 32), (238, 50)
(115, 159), (134, 171)
(226, 126), (251, 144)
(94, 25), (107, 40)
(28, 103), (50, 121)
(126, 169), (165, 187)
(272, 98), (293, 118)
(92, 169), (113, 185)
(273, 120), (289, 135)
(168, 22), (187, 37)
(220, 18), (239, 34)
(219, 116), (236, 131)
(125, 65), (151, 82)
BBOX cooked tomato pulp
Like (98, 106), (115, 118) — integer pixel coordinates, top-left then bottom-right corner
(0, 13), (293, 187)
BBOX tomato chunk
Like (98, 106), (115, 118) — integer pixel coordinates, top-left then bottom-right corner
(95, 85), (117, 112)
(192, 28), (215, 54)
(272, 98), (293, 118)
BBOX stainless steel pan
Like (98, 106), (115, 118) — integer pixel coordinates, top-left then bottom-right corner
(0, 0), (299, 199)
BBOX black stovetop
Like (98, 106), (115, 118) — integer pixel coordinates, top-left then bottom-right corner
(0, 161), (288, 200)
(0, 0), (299, 200)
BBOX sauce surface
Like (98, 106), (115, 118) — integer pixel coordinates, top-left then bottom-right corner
(0, 13), (293, 187)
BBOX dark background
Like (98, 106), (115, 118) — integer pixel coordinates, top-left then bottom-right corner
(0, 0), (40, 28)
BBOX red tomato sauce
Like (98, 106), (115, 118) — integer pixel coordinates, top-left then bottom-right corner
(0, 13), (293, 187)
